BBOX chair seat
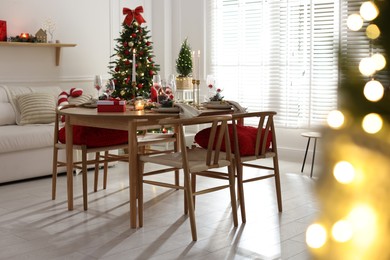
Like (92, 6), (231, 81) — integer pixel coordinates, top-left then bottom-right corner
(140, 147), (231, 173)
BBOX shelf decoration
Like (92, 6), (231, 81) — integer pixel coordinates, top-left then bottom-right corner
(42, 18), (56, 43)
(10, 33), (40, 43)
(35, 29), (47, 43)
(0, 20), (6, 41)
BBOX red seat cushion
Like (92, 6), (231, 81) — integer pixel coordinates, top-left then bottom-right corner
(194, 124), (272, 156)
(58, 126), (128, 148)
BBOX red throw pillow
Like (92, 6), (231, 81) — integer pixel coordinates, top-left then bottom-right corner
(58, 126), (128, 148)
(194, 124), (272, 156)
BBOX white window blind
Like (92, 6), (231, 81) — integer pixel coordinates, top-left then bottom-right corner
(207, 0), (339, 128)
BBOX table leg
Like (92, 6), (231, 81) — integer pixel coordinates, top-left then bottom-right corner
(65, 116), (74, 210)
(310, 138), (317, 178)
(301, 137), (311, 173)
(128, 121), (138, 228)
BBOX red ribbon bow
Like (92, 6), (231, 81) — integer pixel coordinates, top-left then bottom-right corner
(123, 6), (146, 26)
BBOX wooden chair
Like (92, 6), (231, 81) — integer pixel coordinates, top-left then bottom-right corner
(138, 114), (238, 241)
(52, 105), (129, 210)
(52, 105), (179, 210)
(231, 111), (282, 223)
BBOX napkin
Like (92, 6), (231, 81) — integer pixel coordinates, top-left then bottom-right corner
(225, 100), (247, 113)
(174, 103), (202, 118)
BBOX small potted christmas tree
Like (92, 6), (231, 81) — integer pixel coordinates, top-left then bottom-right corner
(175, 38), (193, 90)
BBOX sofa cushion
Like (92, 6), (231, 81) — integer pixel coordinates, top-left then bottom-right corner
(16, 92), (57, 125)
(0, 85), (16, 125)
(0, 124), (54, 154)
(5, 85), (62, 125)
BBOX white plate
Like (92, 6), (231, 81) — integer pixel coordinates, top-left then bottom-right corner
(204, 103), (232, 109)
(152, 107), (180, 113)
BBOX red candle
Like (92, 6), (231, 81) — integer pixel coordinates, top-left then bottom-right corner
(20, 33), (29, 39)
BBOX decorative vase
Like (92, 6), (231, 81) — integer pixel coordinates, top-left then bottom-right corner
(175, 77), (193, 90)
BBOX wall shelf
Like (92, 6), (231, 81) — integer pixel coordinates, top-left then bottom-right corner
(0, 42), (77, 66)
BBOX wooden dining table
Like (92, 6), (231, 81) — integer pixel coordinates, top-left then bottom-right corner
(59, 106), (233, 228)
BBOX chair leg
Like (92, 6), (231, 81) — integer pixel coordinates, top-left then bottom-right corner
(103, 151), (109, 189)
(301, 137), (311, 172)
(52, 147), (59, 200)
(236, 162), (246, 223)
(191, 173), (196, 211)
(138, 159), (144, 227)
(227, 164), (238, 227)
(82, 149), (88, 210)
(183, 169), (197, 241)
(273, 155), (283, 212)
(94, 152), (99, 192)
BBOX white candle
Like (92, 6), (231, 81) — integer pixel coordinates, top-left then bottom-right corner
(192, 51), (196, 79)
(197, 50), (201, 80)
(132, 49), (136, 82)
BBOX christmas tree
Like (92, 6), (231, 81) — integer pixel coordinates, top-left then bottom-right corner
(176, 38), (193, 77)
(109, 6), (159, 100)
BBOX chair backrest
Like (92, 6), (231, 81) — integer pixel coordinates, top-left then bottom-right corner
(232, 111), (277, 158)
(159, 114), (233, 167)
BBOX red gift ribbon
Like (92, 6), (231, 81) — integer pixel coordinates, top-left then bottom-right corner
(123, 6), (146, 26)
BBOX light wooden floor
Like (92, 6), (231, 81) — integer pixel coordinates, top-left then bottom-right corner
(0, 160), (320, 260)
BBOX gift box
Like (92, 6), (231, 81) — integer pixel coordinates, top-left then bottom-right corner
(0, 20), (6, 41)
(97, 100), (126, 112)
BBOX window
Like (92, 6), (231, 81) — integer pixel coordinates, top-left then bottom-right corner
(207, 0), (339, 128)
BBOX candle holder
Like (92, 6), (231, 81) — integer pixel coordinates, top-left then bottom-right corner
(191, 79), (201, 107)
(196, 79), (200, 107)
(134, 96), (145, 111)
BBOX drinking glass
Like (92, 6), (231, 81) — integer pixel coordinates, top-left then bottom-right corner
(106, 79), (115, 98)
(94, 75), (103, 99)
(152, 75), (162, 103)
(206, 74), (216, 100)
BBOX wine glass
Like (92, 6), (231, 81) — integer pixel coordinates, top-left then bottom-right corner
(206, 74), (216, 100)
(167, 74), (176, 100)
(106, 79), (115, 98)
(152, 75), (162, 103)
(94, 75), (103, 99)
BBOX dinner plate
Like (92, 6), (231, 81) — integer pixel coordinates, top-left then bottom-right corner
(151, 107), (180, 113)
(204, 103), (232, 109)
(81, 103), (98, 108)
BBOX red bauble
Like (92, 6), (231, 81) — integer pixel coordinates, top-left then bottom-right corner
(115, 67), (119, 72)
(131, 33), (137, 38)
(137, 83), (143, 89)
(149, 70), (154, 76)
(125, 60), (130, 65)
(146, 41), (151, 46)
(139, 51), (144, 56)
(124, 50), (130, 55)
(123, 42), (128, 47)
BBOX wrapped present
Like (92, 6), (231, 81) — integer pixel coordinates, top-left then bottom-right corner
(97, 100), (126, 112)
(0, 20), (6, 41)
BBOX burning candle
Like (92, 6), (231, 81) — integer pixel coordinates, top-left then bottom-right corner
(197, 50), (201, 80)
(192, 51), (196, 80)
(134, 97), (144, 110)
(132, 49), (136, 82)
(20, 33), (29, 39)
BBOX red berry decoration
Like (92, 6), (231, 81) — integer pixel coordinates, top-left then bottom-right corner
(146, 41), (151, 46)
(124, 50), (130, 55)
(123, 42), (128, 47)
(208, 84), (213, 89)
(125, 60), (130, 65)
(131, 33), (137, 38)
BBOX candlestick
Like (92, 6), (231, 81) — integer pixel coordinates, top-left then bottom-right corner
(132, 49), (136, 82)
(196, 79), (200, 106)
(192, 79), (196, 106)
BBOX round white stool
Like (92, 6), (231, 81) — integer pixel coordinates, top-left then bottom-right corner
(301, 132), (321, 178)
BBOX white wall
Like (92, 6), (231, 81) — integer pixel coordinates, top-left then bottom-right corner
(0, 0), (319, 164)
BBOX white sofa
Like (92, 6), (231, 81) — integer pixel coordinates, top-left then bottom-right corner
(0, 85), (91, 184)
